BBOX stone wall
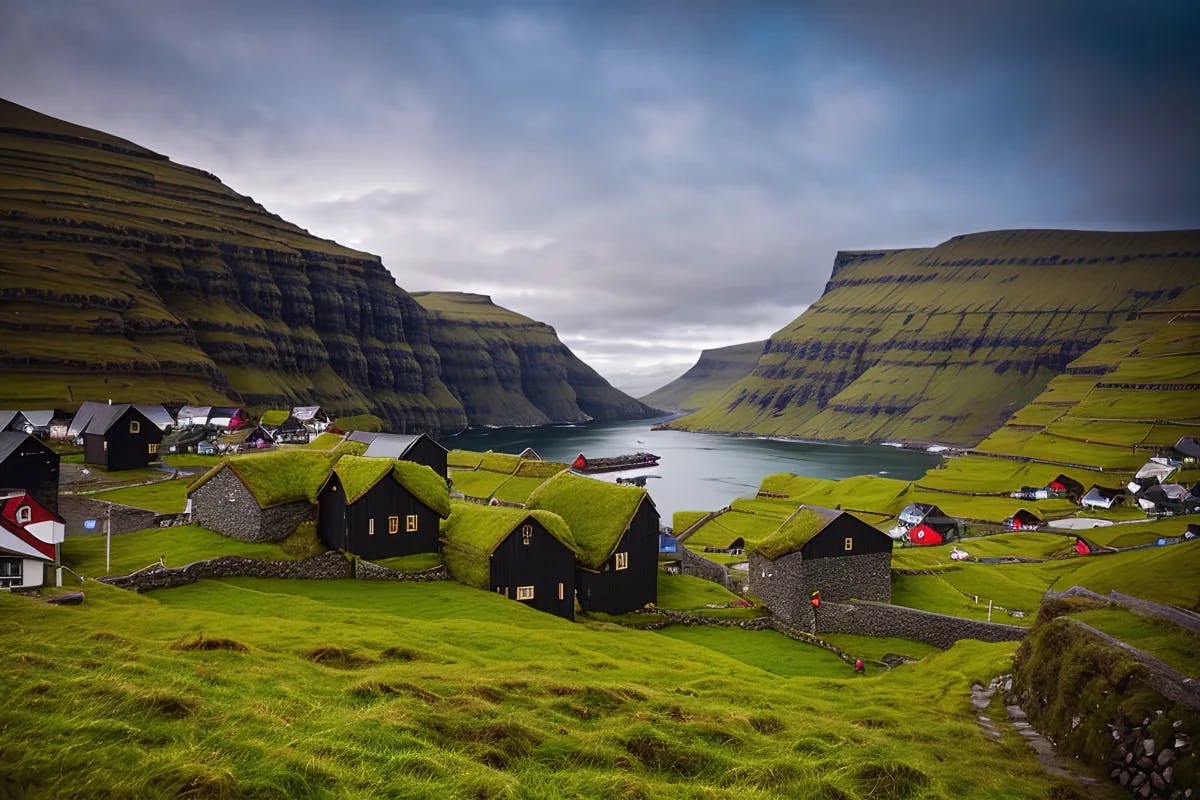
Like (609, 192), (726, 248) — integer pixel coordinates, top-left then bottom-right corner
(805, 552), (892, 603)
(191, 468), (313, 542)
(100, 551), (353, 592)
(676, 545), (735, 590)
(748, 551), (813, 629)
(815, 600), (1028, 648)
(356, 560), (448, 581)
(58, 494), (157, 536)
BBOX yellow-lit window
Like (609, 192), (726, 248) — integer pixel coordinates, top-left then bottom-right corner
(368, 518), (375, 535)
(844, 537), (854, 551)
(388, 515), (399, 534)
(521, 524), (533, 545)
(130, 420), (140, 434)
(147, 443), (158, 454)
(515, 586), (535, 601)
(406, 514), (419, 533)
(557, 582), (564, 601)
(614, 552), (629, 570)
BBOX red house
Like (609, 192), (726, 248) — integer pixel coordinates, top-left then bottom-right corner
(0, 489), (64, 589)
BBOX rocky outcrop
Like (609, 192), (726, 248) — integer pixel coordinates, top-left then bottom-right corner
(672, 229), (1200, 446)
(0, 99), (652, 434)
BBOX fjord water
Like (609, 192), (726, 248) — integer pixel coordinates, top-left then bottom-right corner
(446, 418), (942, 522)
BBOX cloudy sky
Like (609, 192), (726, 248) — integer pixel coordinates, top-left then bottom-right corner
(2, 1), (1198, 395)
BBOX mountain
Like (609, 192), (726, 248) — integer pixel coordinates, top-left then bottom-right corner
(0, 99), (652, 433)
(639, 340), (765, 412)
(412, 292), (658, 426)
(669, 229), (1200, 446)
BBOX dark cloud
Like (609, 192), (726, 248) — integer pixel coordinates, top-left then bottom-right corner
(1, 0), (1197, 392)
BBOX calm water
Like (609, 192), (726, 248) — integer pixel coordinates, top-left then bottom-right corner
(445, 418), (942, 522)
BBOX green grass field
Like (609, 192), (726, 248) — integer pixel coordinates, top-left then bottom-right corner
(0, 577), (1108, 799)
(61, 524), (299, 578)
(90, 477), (192, 513)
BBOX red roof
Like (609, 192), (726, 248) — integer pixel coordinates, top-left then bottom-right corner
(0, 491), (63, 528)
(0, 515), (55, 560)
(907, 523), (944, 546)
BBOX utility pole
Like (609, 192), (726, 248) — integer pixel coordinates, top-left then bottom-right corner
(105, 502), (112, 574)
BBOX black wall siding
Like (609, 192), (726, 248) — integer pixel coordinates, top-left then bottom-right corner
(83, 408), (163, 471)
(318, 476), (348, 551)
(575, 498), (659, 614)
(801, 513), (893, 560)
(489, 518), (576, 621)
(0, 436), (59, 513)
(328, 476), (439, 560)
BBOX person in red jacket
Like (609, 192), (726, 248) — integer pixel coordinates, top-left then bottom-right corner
(855, 658), (865, 674)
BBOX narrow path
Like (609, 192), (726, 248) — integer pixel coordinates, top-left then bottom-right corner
(971, 675), (1103, 788)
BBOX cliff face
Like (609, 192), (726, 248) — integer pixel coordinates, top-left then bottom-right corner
(412, 292), (659, 426)
(672, 229), (1200, 445)
(639, 340), (765, 412)
(0, 99), (651, 433)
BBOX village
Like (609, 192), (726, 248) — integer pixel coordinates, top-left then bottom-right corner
(3, 400), (1199, 639)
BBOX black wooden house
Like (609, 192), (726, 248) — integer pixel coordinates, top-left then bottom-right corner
(0, 432), (60, 513)
(317, 456), (450, 560)
(441, 501), (578, 620)
(79, 404), (164, 471)
(528, 472), (659, 614)
(361, 433), (449, 479)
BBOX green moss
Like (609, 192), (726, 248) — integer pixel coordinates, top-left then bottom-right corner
(440, 500), (574, 588)
(330, 456), (394, 502)
(752, 508), (826, 559)
(189, 450), (338, 508)
(527, 472), (648, 569)
(393, 461), (451, 519)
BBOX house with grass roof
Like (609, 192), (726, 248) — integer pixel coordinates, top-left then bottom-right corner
(527, 471), (659, 614)
(0, 431), (59, 513)
(440, 500), (577, 620)
(748, 506), (892, 628)
(317, 456), (450, 560)
(188, 450), (339, 542)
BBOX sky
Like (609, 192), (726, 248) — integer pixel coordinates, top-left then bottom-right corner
(2, 1), (1198, 396)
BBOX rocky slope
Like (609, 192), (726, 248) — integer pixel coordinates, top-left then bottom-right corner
(0, 99), (651, 433)
(639, 340), (765, 412)
(670, 229), (1200, 446)
(412, 292), (658, 426)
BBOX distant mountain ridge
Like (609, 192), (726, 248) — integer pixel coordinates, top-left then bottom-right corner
(0, 99), (655, 432)
(670, 229), (1200, 445)
(640, 340), (765, 412)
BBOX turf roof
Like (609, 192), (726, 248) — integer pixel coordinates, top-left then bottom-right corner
(393, 460), (452, 519)
(188, 450), (339, 508)
(526, 471), (647, 569)
(260, 409), (289, 427)
(752, 507), (833, 560)
(439, 500), (575, 588)
(479, 451), (522, 474)
(447, 449), (484, 469)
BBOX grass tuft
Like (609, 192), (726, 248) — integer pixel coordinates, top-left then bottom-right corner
(170, 634), (249, 652)
(302, 645), (376, 669)
(854, 761), (930, 800)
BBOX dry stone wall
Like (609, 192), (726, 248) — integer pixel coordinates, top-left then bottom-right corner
(356, 560), (447, 581)
(815, 600), (1027, 648)
(676, 545), (735, 590)
(190, 468), (314, 542)
(100, 551), (353, 591)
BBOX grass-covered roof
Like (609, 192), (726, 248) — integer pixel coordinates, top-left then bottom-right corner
(188, 450), (339, 508)
(330, 456), (394, 503)
(393, 461), (451, 519)
(439, 500), (575, 588)
(752, 507), (833, 560)
(447, 449), (484, 469)
(479, 451), (522, 474)
(514, 460), (570, 479)
(527, 472), (648, 569)
(260, 409), (289, 427)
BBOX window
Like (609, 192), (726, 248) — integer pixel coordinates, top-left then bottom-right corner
(103, 441), (108, 451)
(0, 557), (21, 586)
(844, 537), (854, 552)
(406, 514), (419, 533)
(368, 518), (375, 536)
(15, 505), (31, 524)
(557, 582), (564, 601)
(130, 420), (140, 434)
(147, 443), (158, 454)
(515, 586), (535, 601)
(388, 515), (399, 535)
(614, 552), (629, 570)
(521, 524), (533, 545)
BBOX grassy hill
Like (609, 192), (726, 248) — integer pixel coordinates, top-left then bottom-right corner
(0, 578), (1104, 799)
(0, 99), (652, 433)
(670, 230), (1200, 446)
(414, 292), (659, 426)
(639, 340), (765, 412)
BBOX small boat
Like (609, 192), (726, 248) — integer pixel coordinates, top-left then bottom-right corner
(571, 452), (660, 474)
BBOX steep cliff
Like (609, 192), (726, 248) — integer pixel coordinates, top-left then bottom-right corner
(412, 292), (659, 426)
(639, 340), (765, 412)
(0, 99), (650, 433)
(671, 229), (1200, 446)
